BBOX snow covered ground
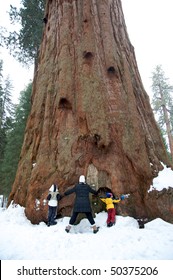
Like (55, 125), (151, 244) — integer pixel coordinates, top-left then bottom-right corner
(0, 205), (173, 260)
(0, 165), (173, 260)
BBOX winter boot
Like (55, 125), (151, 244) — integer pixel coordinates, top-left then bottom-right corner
(65, 225), (71, 233)
(92, 225), (99, 234)
(107, 222), (113, 227)
(50, 221), (57, 226)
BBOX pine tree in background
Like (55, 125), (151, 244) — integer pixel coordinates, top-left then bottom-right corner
(1, 83), (32, 195)
(0, 61), (14, 161)
(151, 65), (173, 161)
(0, 83), (32, 196)
(0, 60), (14, 194)
(0, 0), (42, 195)
(170, 103), (173, 130)
(0, 60), (5, 167)
(2, 0), (45, 66)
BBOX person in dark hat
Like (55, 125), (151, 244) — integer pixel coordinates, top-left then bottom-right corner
(64, 175), (99, 234)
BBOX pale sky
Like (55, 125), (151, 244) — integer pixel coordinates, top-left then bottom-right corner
(0, 0), (173, 103)
(0, 0), (34, 103)
(122, 0), (173, 97)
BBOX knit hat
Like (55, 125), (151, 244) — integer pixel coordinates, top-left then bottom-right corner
(49, 184), (58, 192)
(79, 175), (85, 183)
(106, 192), (113, 198)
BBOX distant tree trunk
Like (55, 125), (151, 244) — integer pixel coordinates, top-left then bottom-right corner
(159, 84), (173, 161)
(162, 105), (173, 161)
(8, 0), (171, 224)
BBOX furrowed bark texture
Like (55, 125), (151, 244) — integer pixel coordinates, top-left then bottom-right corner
(8, 0), (172, 223)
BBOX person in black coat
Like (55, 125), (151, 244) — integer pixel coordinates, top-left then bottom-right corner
(64, 175), (99, 234)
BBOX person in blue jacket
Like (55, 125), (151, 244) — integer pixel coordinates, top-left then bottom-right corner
(64, 175), (99, 234)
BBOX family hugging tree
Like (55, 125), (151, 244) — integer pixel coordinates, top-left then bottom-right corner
(8, 0), (172, 224)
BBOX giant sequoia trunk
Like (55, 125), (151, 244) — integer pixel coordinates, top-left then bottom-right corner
(9, 0), (172, 224)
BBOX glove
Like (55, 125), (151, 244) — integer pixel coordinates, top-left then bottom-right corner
(120, 194), (125, 200)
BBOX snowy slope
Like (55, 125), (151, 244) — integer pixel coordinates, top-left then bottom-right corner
(0, 204), (173, 260)
(0, 164), (173, 260)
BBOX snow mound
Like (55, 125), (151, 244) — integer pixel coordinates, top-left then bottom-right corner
(0, 205), (173, 260)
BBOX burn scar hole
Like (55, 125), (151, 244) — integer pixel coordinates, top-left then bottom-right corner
(107, 66), (120, 80)
(83, 51), (93, 60)
(58, 98), (72, 110)
(107, 66), (116, 74)
(94, 134), (101, 145)
(43, 12), (48, 24)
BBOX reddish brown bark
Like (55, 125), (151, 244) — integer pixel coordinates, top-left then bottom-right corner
(8, 0), (172, 223)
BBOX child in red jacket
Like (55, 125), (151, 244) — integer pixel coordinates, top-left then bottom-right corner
(100, 192), (121, 227)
